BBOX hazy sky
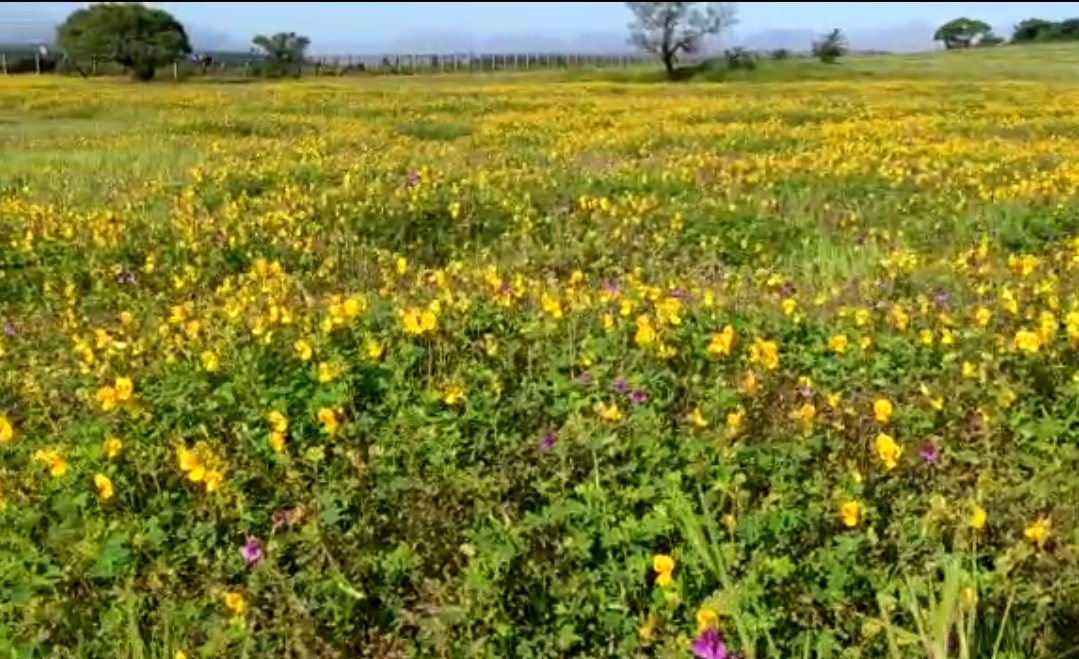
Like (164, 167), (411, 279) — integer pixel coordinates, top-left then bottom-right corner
(3, 2), (1077, 42)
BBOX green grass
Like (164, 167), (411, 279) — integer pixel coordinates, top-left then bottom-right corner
(554, 42), (1079, 84)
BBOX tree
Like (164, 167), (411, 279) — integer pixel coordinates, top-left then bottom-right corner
(56, 2), (191, 81)
(1012, 18), (1056, 42)
(626, 2), (738, 80)
(252, 32), (311, 78)
(933, 17), (992, 49)
(1012, 17), (1079, 43)
(812, 28), (848, 63)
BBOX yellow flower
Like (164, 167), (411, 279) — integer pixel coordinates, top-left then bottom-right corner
(223, 591), (246, 614)
(317, 361), (339, 383)
(293, 339), (314, 361)
(267, 411), (289, 433)
(176, 445), (201, 475)
(748, 338), (779, 370)
(725, 407), (745, 436)
(103, 436), (123, 458)
(114, 377), (134, 402)
(969, 504), (987, 531)
(317, 407), (339, 436)
(638, 612), (657, 642)
(176, 443), (223, 493)
(828, 333), (848, 354)
(204, 470), (224, 493)
(688, 407), (708, 428)
(595, 401), (622, 422)
(401, 308), (437, 335)
(175, 651), (188, 659)
(94, 473), (114, 501)
(1024, 518), (1051, 548)
(707, 325), (735, 357)
(872, 398), (893, 424)
(634, 315), (657, 347)
(652, 554), (675, 587)
(33, 449), (67, 478)
(840, 500), (861, 528)
(363, 337), (384, 360)
(875, 433), (902, 471)
(1013, 330), (1042, 354)
(200, 351), (219, 373)
(269, 431), (286, 453)
(739, 371), (758, 395)
(696, 607), (720, 632)
(793, 403), (816, 427)
(0, 415), (14, 443)
(96, 385), (118, 411)
(443, 383), (466, 406)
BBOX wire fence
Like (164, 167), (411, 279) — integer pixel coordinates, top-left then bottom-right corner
(0, 47), (663, 78)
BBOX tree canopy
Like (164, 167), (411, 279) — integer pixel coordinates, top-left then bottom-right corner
(626, 2), (738, 80)
(1012, 18), (1079, 43)
(252, 32), (311, 78)
(56, 2), (192, 81)
(812, 29), (848, 63)
(933, 17), (993, 49)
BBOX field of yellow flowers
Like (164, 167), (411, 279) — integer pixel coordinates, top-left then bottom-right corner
(3, 74), (1079, 658)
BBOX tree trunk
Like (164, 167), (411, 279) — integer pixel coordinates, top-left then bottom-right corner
(663, 52), (676, 80)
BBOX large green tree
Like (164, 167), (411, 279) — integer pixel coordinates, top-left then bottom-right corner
(933, 17), (993, 49)
(56, 3), (192, 81)
(252, 32), (311, 78)
(625, 2), (738, 80)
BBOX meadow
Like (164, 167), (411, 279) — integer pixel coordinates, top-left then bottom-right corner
(4, 48), (1079, 657)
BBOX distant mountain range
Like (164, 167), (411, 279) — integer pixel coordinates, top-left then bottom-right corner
(0, 7), (955, 56)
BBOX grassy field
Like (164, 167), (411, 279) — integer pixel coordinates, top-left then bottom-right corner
(4, 46), (1079, 657)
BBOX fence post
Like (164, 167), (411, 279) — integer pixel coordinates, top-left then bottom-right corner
(0, 53), (6, 75)
(172, 60), (179, 80)
(34, 52), (41, 74)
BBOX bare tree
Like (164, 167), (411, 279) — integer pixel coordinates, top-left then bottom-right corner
(626, 2), (738, 80)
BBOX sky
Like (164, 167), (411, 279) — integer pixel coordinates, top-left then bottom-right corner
(109, 2), (1079, 38)
(2, 2), (1078, 51)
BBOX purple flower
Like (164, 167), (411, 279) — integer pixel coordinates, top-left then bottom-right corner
(613, 378), (628, 393)
(540, 433), (556, 452)
(2, 321), (15, 337)
(628, 389), (649, 405)
(117, 271), (136, 285)
(779, 281), (796, 298)
(934, 290), (950, 307)
(692, 628), (729, 659)
(241, 536), (263, 565)
(404, 171), (421, 188)
(669, 288), (689, 300)
(603, 281), (621, 295)
(577, 371), (593, 385)
(919, 442), (941, 464)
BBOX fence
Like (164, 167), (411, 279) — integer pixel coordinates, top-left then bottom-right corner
(0, 47), (661, 78)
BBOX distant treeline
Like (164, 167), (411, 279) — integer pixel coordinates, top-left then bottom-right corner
(1012, 18), (1079, 43)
